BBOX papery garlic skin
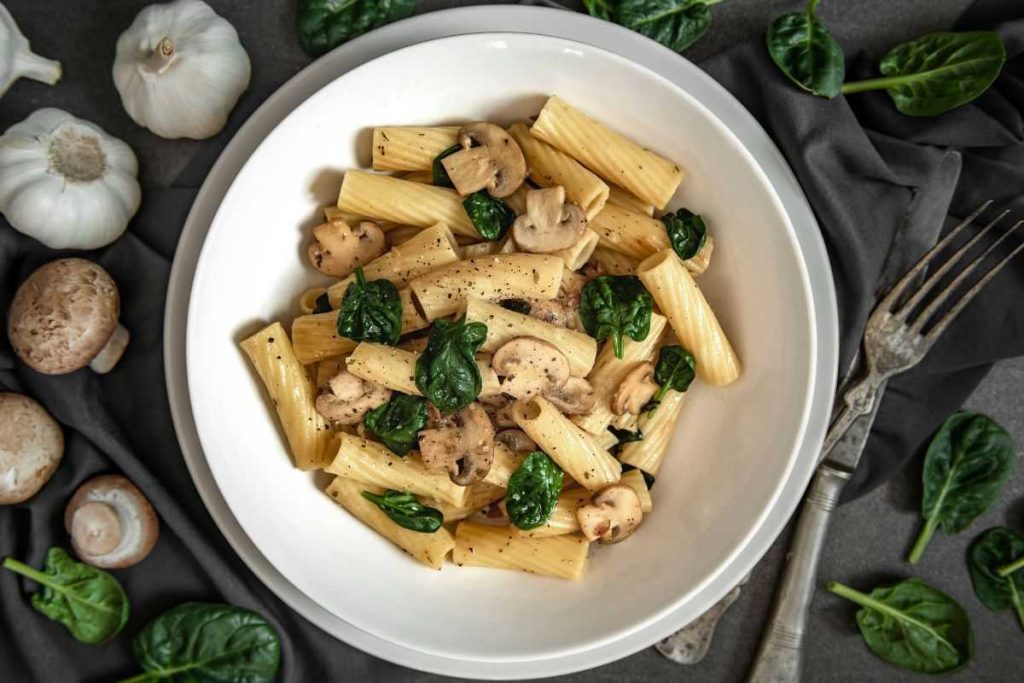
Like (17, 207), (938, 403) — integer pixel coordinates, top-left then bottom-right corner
(0, 109), (141, 250)
(1, 4), (62, 98)
(113, 0), (251, 140)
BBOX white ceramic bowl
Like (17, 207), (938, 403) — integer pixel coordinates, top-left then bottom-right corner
(185, 32), (816, 663)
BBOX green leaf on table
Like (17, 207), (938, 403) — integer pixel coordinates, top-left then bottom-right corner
(415, 316), (488, 414)
(2, 547), (129, 645)
(506, 451), (564, 530)
(583, 0), (720, 52)
(124, 602), (281, 683)
(583, 0), (616, 21)
(463, 191), (516, 241)
(907, 412), (1015, 564)
(362, 489), (444, 532)
(968, 527), (1024, 630)
(364, 393), (429, 456)
(842, 31), (1006, 116)
(578, 275), (653, 359)
(661, 208), (708, 261)
(337, 267), (403, 346)
(766, 0), (845, 98)
(828, 578), (972, 674)
(297, 0), (417, 56)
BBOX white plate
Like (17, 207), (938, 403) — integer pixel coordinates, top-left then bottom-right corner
(166, 7), (838, 678)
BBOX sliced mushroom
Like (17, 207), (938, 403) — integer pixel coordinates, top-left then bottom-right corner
(512, 186), (587, 253)
(64, 474), (159, 568)
(0, 393), (63, 504)
(8, 258), (130, 374)
(477, 393), (517, 428)
(576, 484), (644, 544)
(613, 362), (659, 415)
(441, 122), (527, 198)
(544, 377), (596, 415)
(495, 429), (537, 453)
(491, 336), (571, 400)
(315, 370), (391, 425)
(524, 298), (572, 328)
(307, 219), (386, 278)
(417, 403), (494, 485)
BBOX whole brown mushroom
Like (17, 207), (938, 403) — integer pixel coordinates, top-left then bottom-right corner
(8, 258), (129, 374)
(64, 474), (158, 568)
(0, 393), (64, 504)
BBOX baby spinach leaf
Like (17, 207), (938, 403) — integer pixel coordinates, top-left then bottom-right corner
(766, 0), (845, 98)
(124, 602), (281, 683)
(618, 1), (720, 53)
(907, 412), (1015, 564)
(619, 462), (656, 489)
(297, 0), (416, 56)
(432, 144), (461, 187)
(313, 292), (332, 314)
(583, 0), (615, 21)
(579, 275), (653, 359)
(337, 267), (403, 346)
(968, 527), (1024, 630)
(362, 490), (444, 532)
(661, 208), (708, 261)
(1001, 555), (1024, 578)
(506, 451), (564, 530)
(415, 317), (488, 413)
(827, 578), (972, 674)
(499, 298), (532, 315)
(841, 31), (1006, 116)
(463, 192), (516, 241)
(651, 345), (696, 405)
(2, 547), (128, 645)
(364, 393), (428, 456)
(609, 426), (644, 455)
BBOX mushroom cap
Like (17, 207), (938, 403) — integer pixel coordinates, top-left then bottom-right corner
(576, 484), (643, 544)
(417, 402), (495, 485)
(613, 362), (659, 415)
(495, 428), (537, 453)
(544, 377), (596, 415)
(512, 187), (588, 254)
(492, 336), (571, 400)
(64, 474), (158, 568)
(0, 393), (64, 505)
(456, 122), (527, 198)
(307, 220), (386, 278)
(315, 370), (391, 425)
(8, 258), (120, 374)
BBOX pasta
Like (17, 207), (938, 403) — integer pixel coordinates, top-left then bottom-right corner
(327, 477), (454, 569)
(371, 126), (459, 171)
(531, 96), (684, 209)
(453, 522), (589, 580)
(638, 250), (741, 386)
(618, 389), (687, 475)
(482, 442), (525, 488)
(337, 170), (478, 237)
(607, 185), (654, 216)
(240, 323), (335, 470)
(345, 343), (501, 396)
(552, 228), (600, 271)
(590, 202), (670, 260)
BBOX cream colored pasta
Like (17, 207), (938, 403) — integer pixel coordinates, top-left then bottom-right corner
(618, 469), (654, 513)
(590, 202), (670, 260)
(453, 522), (589, 580)
(513, 397), (621, 491)
(607, 185), (654, 216)
(573, 312), (667, 435)
(337, 170), (477, 237)
(464, 298), (596, 377)
(240, 323), (335, 470)
(326, 477), (454, 570)
(551, 228), (600, 271)
(530, 96), (684, 209)
(618, 388), (687, 475)
(409, 254), (563, 321)
(316, 357), (345, 387)
(461, 241), (502, 259)
(327, 433), (470, 507)
(298, 287), (327, 315)
(345, 343), (500, 396)
(514, 488), (591, 538)
(324, 206), (397, 232)
(423, 482), (506, 522)
(638, 250), (740, 386)
(686, 235), (714, 276)
(291, 312), (358, 365)
(593, 429), (619, 452)
(507, 122), (609, 219)
(482, 442), (525, 488)
(326, 223), (460, 306)
(504, 184), (530, 216)
(371, 126), (459, 172)
(399, 170), (436, 184)
(589, 247), (639, 276)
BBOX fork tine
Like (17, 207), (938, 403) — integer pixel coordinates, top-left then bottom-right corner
(895, 209), (1009, 319)
(877, 201), (994, 314)
(921, 233), (1024, 342)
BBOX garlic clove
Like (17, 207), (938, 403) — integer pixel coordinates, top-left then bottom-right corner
(0, 4), (61, 98)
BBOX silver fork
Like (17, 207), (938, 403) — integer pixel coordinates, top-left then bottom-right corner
(747, 202), (1024, 683)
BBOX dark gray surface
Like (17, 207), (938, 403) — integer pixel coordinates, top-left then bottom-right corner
(1, 1), (1022, 682)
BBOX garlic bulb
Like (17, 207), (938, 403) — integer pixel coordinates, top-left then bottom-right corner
(1, 4), (61, 98)
(0, 109), (141, 249)
(113, 0), (251, 140)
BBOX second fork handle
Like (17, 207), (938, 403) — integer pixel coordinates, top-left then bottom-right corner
(746, 464), (851, 683)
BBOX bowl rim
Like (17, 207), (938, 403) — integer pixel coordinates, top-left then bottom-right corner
(165, 6), (839, 678)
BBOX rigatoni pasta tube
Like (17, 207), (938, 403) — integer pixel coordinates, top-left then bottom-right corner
(513, 397), (621, 491)
(326, 223), (460, 306)
(239, 323), (335, 470)
(530, 96), (683, 209)
(514, 489), (591, 538)
(482, 442), (524, 488)
(409, 254), (563, 321)
(590, 203), (670, 260)
(607, 186), (654, 216)
(573, 313), (667, 435)
(327, 433), (470, 507)
(507, 122), (609, 219)
(298, 287), (326, 315)
(453, 522), (589, 580)
(590, 247), (639, 276)
(464, 298), (597, 377)
(552, 228), (599, 271)
(618, 469), (654, 513)
(618, 389), (687, 475)
(345, 343), (500, 396)
(638, 250), (741, 386)
(337, 170), (477, 238)
(371, 126), (459, 172)
(423, 482), (505, 522)
(326, 477), (454, 570)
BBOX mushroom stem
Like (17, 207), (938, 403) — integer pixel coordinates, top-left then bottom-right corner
(89, 323), (129, 374)
(16, 50), (62, 85)
(142, 37), (177, 74)
(70, 501), (122, 555)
